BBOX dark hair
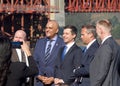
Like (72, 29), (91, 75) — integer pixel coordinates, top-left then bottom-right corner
(82, 24), (97, 38)
(64, 25), (78, 37)
(0, 36), (12, 86)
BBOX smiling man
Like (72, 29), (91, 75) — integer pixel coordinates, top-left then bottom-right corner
(34, 20), (65, 86)
(54, 25), (82, 86)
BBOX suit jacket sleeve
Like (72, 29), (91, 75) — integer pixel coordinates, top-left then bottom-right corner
(14, 56), (39, 78)
(74, 40), (99, 78)
(74, 54), (94, 77)
(24, 56), (39, 77)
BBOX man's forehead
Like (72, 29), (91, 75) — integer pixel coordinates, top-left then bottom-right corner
(47, 22), (54, 26)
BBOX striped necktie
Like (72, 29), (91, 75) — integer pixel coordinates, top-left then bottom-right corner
(21, 50), (26, 62)
(45, 40), (52, 62)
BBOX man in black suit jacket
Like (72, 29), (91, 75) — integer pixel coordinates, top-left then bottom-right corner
(90, 19), (120, 86)
(6, 39), (38, 86)
(54, 25), (82, 86)
(73, 24), (99, 86)
(11, 30), (35, 86)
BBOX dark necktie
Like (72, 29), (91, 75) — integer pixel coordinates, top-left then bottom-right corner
(83, 47), (87, 53)
(62, 46), (67, 60)
(45, 40), (52, 62)
(21, 50), (26, 62)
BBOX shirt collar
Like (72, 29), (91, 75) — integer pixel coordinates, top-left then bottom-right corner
(101, 35), (112, 44)
(66, 41), (75, 49)
(86, 39), (96, 49)
(46, 35), (58, 41)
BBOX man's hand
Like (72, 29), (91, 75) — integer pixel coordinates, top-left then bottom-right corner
(37, 75), (45, 81)
(21, 40), (31, 56)
(42, 77), (54, 84)
(54, 78), (64, 85)
(37, 75), (54, 85)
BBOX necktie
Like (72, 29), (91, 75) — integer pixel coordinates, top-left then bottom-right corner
(62, 46), (67, 60)
(45, 40), (52, 62)
(83, 47), (87, 53)
(21, 50), (26, 62)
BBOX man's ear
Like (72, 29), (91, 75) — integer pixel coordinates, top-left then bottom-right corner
(73, 34), (76, 39)
(56, 29), (59, 34)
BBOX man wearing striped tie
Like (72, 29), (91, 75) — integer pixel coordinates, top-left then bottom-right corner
(34, 20), (65, 86)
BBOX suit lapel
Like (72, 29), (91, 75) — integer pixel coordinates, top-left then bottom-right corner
(48, 37), (61, 61)
(11, 49), (19, 62)
(43, 39), (47, 56)
(62, 44), (76, 63)
(50, 37), (60, 56)
(82, 41), (96, 63)
(83, 40), (99, 63)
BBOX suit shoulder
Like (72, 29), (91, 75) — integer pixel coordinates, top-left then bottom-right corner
(74, 44), (82, 51)
(57, 36), (64, 41)
(56, 36), (65, 45)
(89, 40), (99, 49)
(35, 38), (46, 46)
(36, 38), (45, 42)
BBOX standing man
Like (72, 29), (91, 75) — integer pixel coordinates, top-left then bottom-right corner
(73, 24), (99, 86)
(11, 30), (29, 65)
(54, 25), (82, 86)
(33, 20), (65, 86)
(90, 19), (120, 86)
(11, 30), (36, 86)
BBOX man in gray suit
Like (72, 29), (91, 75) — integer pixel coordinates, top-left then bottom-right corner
(90, 19), (120, 86)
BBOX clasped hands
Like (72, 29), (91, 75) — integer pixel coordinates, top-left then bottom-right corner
(37, 75), (54, 85)
(37, 75), (64, 85)
(54, 78), (64, 86)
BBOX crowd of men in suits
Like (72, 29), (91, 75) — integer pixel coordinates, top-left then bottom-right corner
(9, 19), (120, 86)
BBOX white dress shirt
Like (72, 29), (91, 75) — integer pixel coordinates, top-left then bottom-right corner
(16, 48), (29, 66)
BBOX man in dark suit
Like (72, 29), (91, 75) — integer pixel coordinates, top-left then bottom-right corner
(90, 19), (120, 86)
(11, 30), (28, 63)
(33, 20), (65, 86)
(11, 30), (34, 86)
(6, 37), (38, 86)
(54, 25), (82, 86)
(73, 24), (99, 86)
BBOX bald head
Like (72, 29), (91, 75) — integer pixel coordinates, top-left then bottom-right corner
(45, 20), (59, 39)
(13, 30), (27, 42)
(47, 20), (59, 30)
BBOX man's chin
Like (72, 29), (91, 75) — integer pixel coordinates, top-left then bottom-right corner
(46, 34), (50, 37)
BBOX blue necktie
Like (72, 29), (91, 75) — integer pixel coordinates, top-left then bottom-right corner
(45, 40), (52, 62)
(62, 46), (67, 60)
(83, 47), (87, 53)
